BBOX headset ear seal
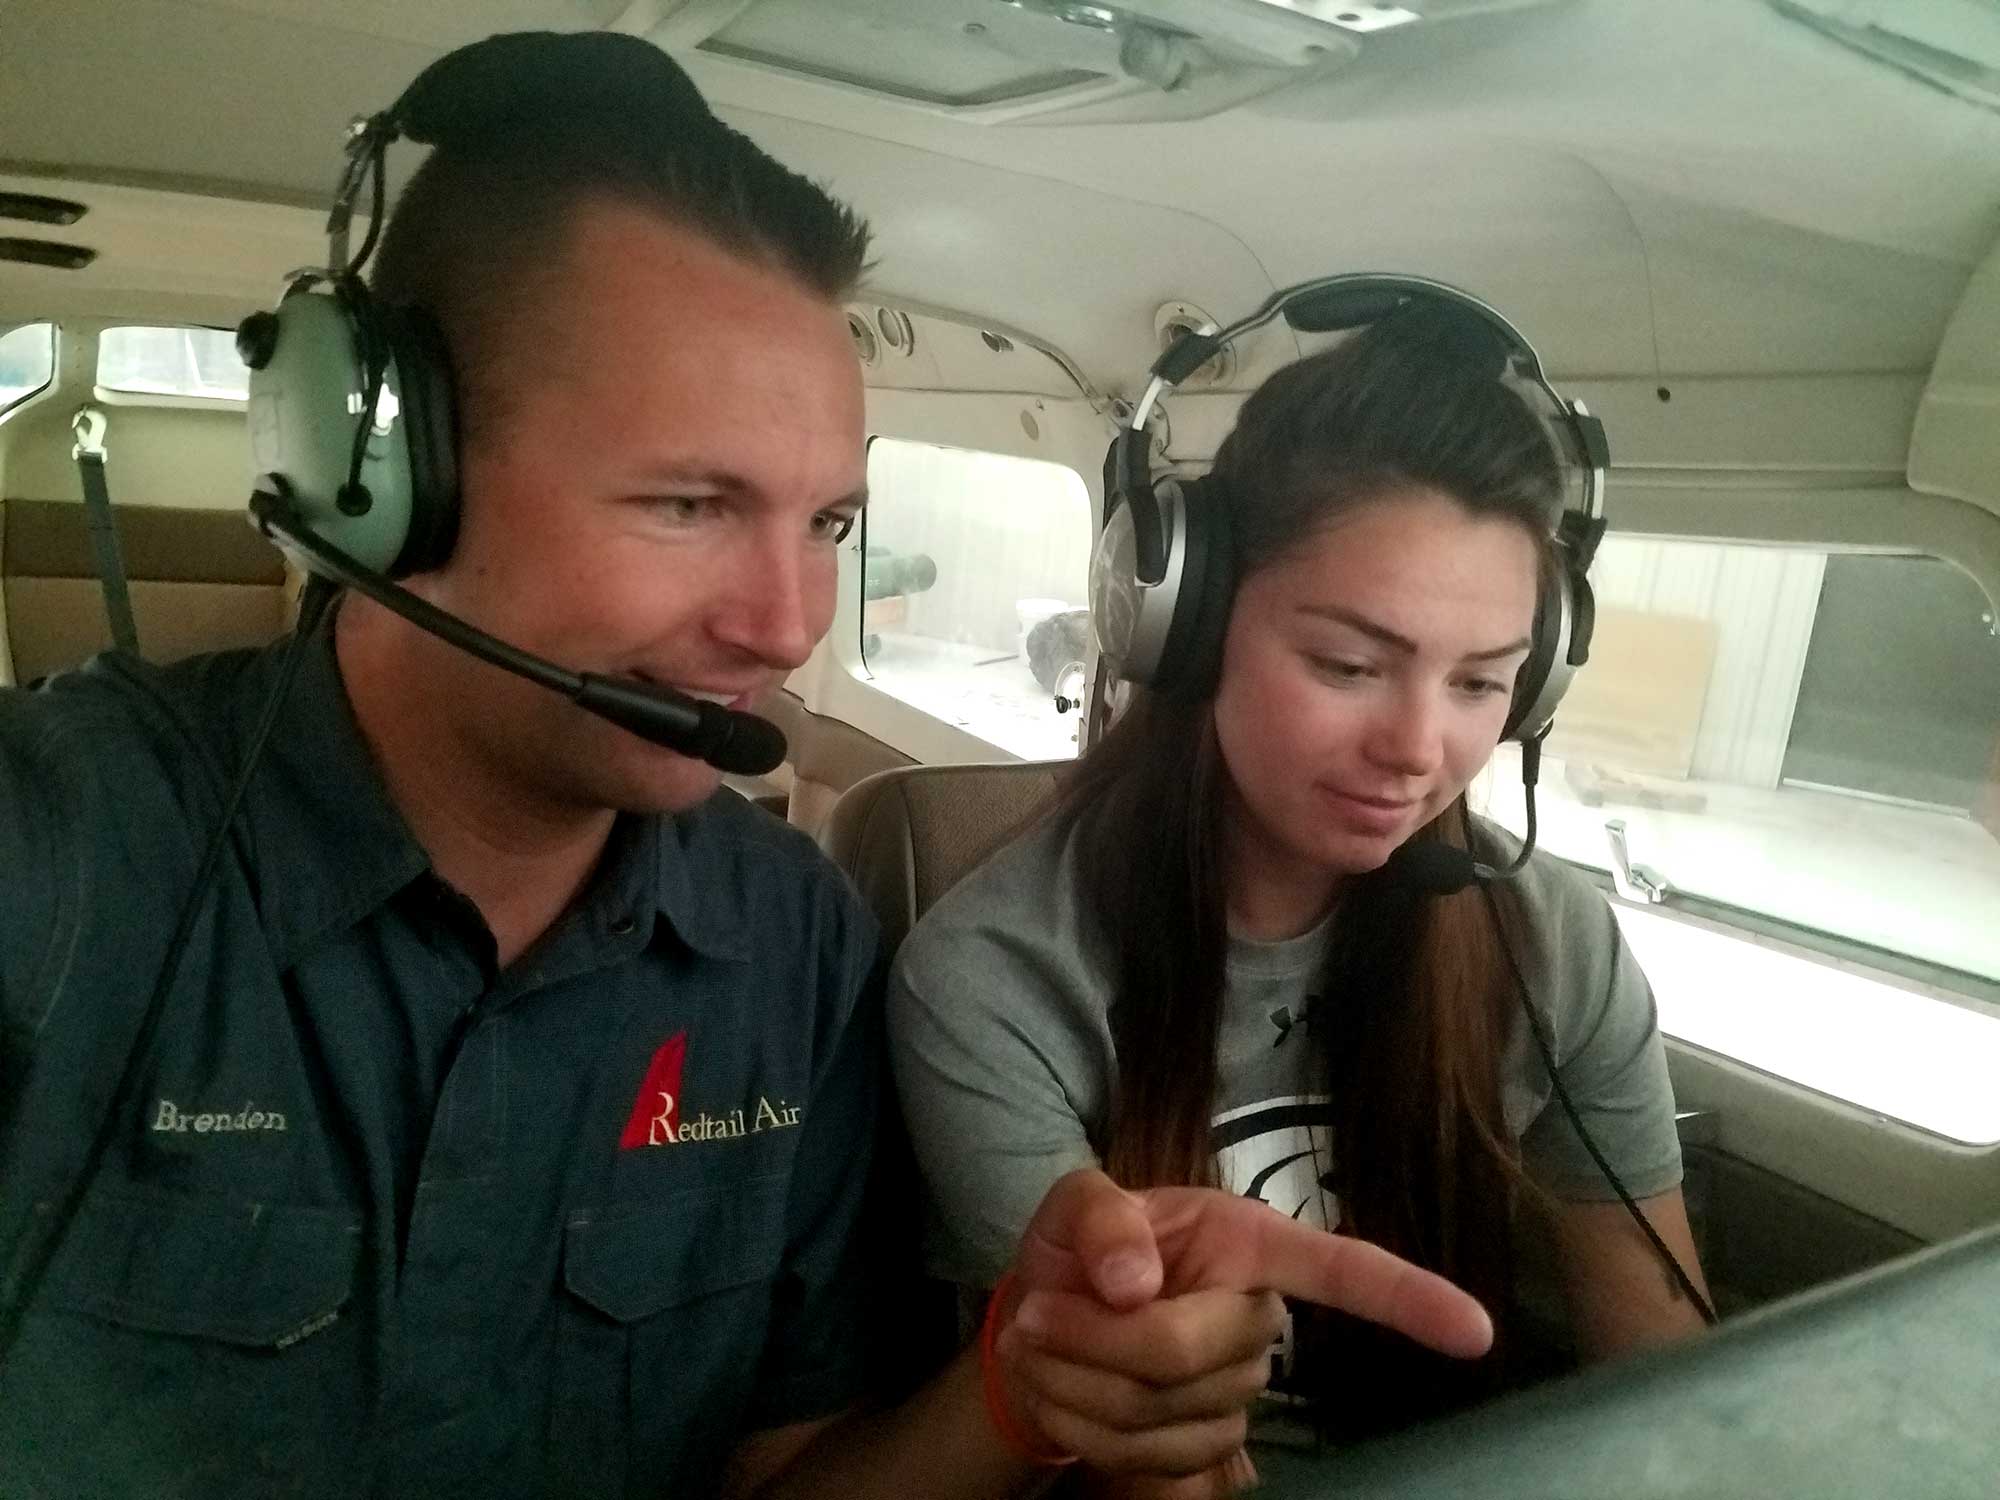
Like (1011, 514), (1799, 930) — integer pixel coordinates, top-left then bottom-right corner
(375, 301), (461, 576)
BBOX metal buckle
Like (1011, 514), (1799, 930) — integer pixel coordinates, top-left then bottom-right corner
(71, 405), (107, 462)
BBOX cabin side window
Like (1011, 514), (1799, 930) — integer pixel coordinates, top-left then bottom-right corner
(0, 322), (55, 420)
(97, 325), (249, 402)
(855, 436), (1093, 762)
(1473, 536), (2000, 1143)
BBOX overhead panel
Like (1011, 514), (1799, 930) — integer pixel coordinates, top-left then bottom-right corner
(650, 0), (1563, 124)
(0, 174), (325, 327)
(1910, 234), (2000, 522)
(1767, 0), (2000, 115)
(726, 107), (1278, 383)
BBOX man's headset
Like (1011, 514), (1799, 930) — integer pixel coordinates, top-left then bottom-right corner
(0, 32), (805, 1373)
(1092, 273), (1608, 738)
(236, 30), (785, 776)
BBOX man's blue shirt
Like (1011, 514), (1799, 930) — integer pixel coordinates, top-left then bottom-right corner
(0, 621), (887, 1497)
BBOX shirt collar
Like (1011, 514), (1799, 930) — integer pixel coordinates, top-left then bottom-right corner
(650, 797), (752, 963)
(233, 612), (749, 969)
(232, 612), (430, 971)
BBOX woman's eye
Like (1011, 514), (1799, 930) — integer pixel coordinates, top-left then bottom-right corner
(1309, 655), (1372, 681)
(1461, 677), (1509, 698)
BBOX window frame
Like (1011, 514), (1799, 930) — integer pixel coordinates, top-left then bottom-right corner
(93, 322), (251, 408)
(1560, 856), (2000, 1018)
(1493, 516), (2000, 1004)
(1612, 881), (2000, 1147)
(845, 430), (1096, 764)
(0, 321), (56, 422)
(1480, 513), (2000, 1142)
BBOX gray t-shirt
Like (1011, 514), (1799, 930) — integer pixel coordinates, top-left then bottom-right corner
(888, 812), (1682, 1291)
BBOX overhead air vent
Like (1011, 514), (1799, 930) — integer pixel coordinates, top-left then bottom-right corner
(0, 191), (87, 227)
(875, 307), (916, 356)
(0, 238), (96, 270)
(846, 310), (880, 365)
(645, 0), (1568, 123)
(1155, 300), (1233, 386)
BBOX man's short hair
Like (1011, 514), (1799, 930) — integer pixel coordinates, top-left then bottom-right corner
(370, 117), (871, 434)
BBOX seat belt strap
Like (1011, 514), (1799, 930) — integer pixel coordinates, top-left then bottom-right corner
(70, 405), (141, 658)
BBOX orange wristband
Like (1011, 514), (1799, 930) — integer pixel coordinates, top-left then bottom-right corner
(980, 1271), (1078, 1468)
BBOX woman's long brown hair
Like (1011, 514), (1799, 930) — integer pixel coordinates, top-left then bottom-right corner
(1052, 305), (1566, 1436)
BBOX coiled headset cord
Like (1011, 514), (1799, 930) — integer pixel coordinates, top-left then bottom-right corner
(1482, 881), (1720, 1328)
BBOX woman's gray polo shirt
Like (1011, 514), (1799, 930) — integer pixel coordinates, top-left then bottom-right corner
(889, 811), (1683, 1293)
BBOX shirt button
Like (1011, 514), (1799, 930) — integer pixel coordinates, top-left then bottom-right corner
(608, 915), (636, 936)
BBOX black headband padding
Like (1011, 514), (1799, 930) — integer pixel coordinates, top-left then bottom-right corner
(1286, 291), (1517, 385)
(391, 31), (715, 152)
(1280, 285), (1410, 334)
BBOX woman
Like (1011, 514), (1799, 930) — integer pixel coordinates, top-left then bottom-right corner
(888, 304), (1711, 1460)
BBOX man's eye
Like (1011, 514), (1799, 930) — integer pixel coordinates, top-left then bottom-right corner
(654, 496), (714, 524)
(814, 511), (857, 543)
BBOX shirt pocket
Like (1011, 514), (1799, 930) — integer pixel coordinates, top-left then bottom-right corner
(9, 1181), (363, 1496)
(51, 1182), (355, 1343)
(549, 1173), (790, 1499)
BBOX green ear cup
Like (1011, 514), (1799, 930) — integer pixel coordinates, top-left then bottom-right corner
(245, 287), (418, 575)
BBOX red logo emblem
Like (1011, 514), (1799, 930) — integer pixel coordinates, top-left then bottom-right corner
(618, 1031), (687, 1150)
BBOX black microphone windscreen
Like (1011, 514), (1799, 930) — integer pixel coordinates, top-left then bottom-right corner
(572, 677), (787, 776)
(1382, 841), (1482, 895)
(707, 710), (788, 777)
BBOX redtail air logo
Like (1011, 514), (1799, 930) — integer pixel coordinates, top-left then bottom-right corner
(619, 1032), (688, 1149)
(618, 1031), (802, 1150)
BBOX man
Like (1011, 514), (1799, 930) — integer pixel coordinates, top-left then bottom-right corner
(0, 32), (1489, 1498)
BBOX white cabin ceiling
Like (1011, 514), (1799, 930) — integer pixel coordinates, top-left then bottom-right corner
(2, 0), (1997, 396)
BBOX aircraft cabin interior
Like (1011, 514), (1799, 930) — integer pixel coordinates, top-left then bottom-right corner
(2, 0), (1998, 1492)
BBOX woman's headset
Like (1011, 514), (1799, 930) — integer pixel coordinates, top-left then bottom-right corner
(1089, 285), (1719, 1327)
(234, 31), (716, 578)
(1089, 273), (1609, 744)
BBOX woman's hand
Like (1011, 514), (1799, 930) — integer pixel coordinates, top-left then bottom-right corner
(985, 1170), (1493, 1482)
(1074, 1452), (1261, 1500)
(992, 1276), (1282, 1476)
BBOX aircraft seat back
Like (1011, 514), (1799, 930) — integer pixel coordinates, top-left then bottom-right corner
(759, 689), (914, 839)
(818, 760), (1063, 956)
(0, 497), (295, 684)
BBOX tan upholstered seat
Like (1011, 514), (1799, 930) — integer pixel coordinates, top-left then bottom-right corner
(0, 497), (295, 683)
(758, 688), (914, 840)
(818, 760), (1065, 956)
